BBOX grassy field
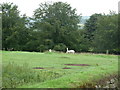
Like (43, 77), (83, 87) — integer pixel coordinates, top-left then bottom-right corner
(2, 51), (118, 88)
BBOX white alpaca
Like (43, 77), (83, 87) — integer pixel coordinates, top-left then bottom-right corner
(66, 48), (75, 54)
(49, 49), (52, 52)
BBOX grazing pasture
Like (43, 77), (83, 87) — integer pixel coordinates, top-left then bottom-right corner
(2, 51), (118, 88)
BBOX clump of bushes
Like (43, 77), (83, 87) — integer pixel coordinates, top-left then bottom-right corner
(53, 43), (67, 52)
(2, 62), (64, 88)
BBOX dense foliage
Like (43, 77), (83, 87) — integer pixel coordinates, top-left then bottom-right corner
(93, 12), (118, 53)
(2, 3), (30, 51)
(1, 2), (120, 54)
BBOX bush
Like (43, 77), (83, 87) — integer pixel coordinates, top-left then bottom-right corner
(24, 40), (39, 52)
(44, 39), (54, 49)
(53, 43), (67, 52)
(37, 45), (46, 52)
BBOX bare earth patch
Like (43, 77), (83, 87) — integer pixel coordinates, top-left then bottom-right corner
(60, 56), (70, 59)
(64, 64), (90, 66)
(33, 67), (44, 69)
(62, 67), (71, 69)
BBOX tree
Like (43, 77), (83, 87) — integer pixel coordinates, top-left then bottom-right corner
(93, 12), (118, 53)
(73, 29), (90, 52)
(2, 3), (30, 50)
(84, 13), (102, 42)
(33, 2), (80, 50)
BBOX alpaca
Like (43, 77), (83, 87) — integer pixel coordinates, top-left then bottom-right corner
(49, 49), (52, 52)
(66, 48), (75, 54)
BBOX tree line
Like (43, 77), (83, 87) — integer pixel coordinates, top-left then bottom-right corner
(1, 2), (120, 54)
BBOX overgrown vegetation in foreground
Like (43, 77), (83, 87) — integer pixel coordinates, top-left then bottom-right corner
(2, 51), (118, 88)
(3, 62), (65, 88)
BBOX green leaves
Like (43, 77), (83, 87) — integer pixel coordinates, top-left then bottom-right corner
(32, 2), (80, 51)
(93, 12), (118, 53)
(2, 2), (119, 54)
(2, 3), (30, 51)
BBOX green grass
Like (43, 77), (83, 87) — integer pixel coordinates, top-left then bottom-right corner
(2, 51), (118, 88)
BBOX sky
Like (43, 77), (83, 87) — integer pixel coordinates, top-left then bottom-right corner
(0, 0), (119, 17)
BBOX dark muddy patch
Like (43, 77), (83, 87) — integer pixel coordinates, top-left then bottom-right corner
(60, 56), (70, 59)
(33, 67), (44, 69)
(64, 64), (90, 66)
(62, 67), (71, 69)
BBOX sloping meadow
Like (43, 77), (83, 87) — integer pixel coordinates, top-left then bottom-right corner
(2, 51), (118, 88)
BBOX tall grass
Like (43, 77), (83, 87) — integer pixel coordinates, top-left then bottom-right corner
(2, 62), (65, 88)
